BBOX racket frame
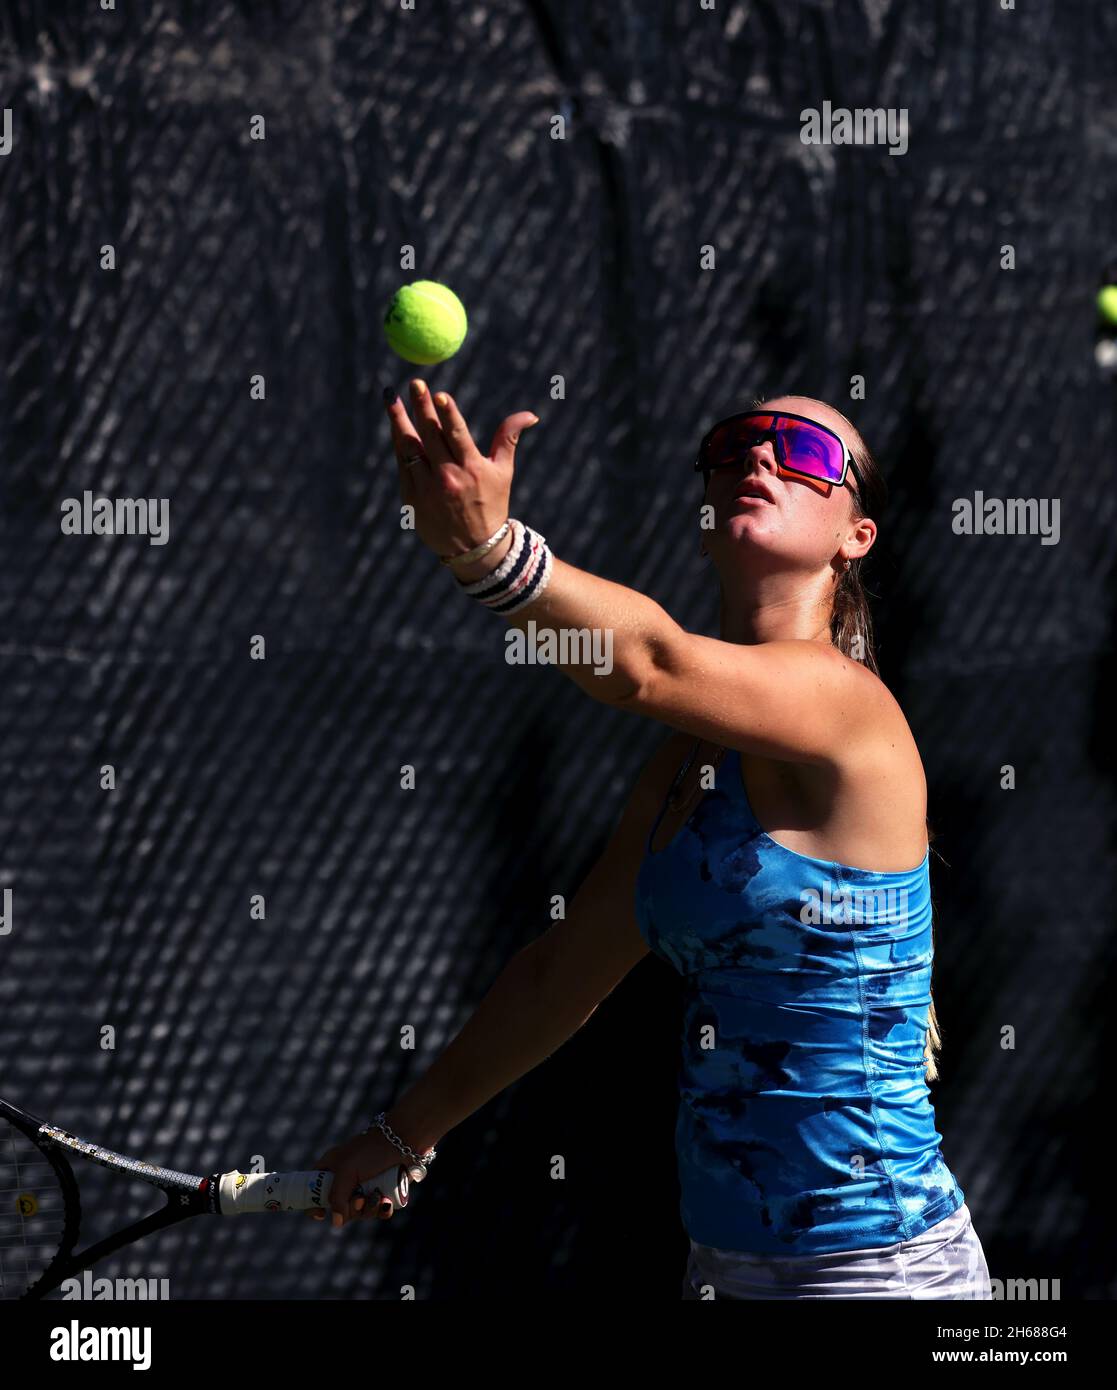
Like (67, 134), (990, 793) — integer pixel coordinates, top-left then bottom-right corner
(2, 1095), (407, 1301)
(1, 1095), (217, 1301)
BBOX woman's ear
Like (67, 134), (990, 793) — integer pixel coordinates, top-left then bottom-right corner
(850, 514), (877, 560)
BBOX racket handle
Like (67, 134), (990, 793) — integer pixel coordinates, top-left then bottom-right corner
(216, 1164), (408, 1215)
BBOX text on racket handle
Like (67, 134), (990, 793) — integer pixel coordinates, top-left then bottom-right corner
(216, 1165), (408, 1214)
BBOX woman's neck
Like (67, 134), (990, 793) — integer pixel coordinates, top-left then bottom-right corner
(718, 584), (833, 647)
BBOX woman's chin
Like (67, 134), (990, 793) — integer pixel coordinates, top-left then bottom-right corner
(718, 513), (780, 546)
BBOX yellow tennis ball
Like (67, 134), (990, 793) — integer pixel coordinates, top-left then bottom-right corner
(1097, 285), (1117, 327)
(384, 280), (468, 364)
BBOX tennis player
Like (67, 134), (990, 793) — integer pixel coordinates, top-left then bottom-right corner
(311, 382), (992, 1301)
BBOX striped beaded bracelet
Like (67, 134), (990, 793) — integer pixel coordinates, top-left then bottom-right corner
(453, 517), (553, 615)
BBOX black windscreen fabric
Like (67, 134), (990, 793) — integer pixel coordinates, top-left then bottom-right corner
(0, 1), (1112, 1298)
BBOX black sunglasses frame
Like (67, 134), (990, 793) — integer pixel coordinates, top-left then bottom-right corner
(694, 410), (864, 493)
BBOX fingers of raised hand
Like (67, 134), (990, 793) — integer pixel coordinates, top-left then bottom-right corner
(430, 390), (478, 464)
(489, 411), (541, 472)
(385, 391), (428, 497)
(409, 378), (453, 465)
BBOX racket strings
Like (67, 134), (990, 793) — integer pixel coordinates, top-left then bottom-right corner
(0, 1119), (67, 1299)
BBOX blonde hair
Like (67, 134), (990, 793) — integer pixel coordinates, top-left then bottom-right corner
(923, 821), (945, 1083)
(924, 998), (943, 1083)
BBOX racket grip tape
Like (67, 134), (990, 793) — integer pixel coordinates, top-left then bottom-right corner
(216, 1165), (408, 1215)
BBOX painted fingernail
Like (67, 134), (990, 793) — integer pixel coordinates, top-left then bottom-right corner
(383, 386), (398, 405)
(332, 1211), (343, 1228)
(411, 379), (426, 395)
(435, 392), (449, 407)
(379, 1201), (392, 1215)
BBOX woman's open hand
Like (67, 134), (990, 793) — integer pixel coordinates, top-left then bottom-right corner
(385, 377), (539, 562)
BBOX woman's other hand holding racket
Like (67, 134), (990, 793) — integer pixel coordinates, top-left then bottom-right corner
(308, 1129), (410, 1229)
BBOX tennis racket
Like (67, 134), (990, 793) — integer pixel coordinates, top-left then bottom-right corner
(0, 1095), (409, 1300)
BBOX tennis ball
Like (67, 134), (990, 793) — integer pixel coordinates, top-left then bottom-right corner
(1098, 286), (1117, 328)
(384, 280), (468, 364)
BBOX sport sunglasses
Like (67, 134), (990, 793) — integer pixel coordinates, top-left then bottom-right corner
(695, 410), (864, 492)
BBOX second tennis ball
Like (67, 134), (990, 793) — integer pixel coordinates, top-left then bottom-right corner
(1098, 285), (1117, 328)
(384, 280), (468, 364)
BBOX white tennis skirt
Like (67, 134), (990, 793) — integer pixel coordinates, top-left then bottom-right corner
(682, 1202), (992, 1300)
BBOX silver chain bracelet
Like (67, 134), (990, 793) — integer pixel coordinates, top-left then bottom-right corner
(364, 1111), (437, 1180)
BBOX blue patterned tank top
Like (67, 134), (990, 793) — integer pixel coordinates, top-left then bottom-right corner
(635, 742), (964, 1255)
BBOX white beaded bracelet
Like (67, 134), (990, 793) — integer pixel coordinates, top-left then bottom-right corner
(439, 519), (512, 568)
(454, 517), (553, 615)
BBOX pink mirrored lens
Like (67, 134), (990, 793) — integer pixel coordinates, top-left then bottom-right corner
(774, 417), (845, 483)
(704, 414), (845, 483)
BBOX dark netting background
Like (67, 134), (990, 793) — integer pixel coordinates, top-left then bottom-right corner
(0, 1), (1113, 1299)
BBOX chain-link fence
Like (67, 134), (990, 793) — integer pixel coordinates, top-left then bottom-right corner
(0, 0), (1112, 1298)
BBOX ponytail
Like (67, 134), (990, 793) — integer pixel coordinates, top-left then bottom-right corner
(924, 997), (942, 1083)
(830, 557), (879, 676)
